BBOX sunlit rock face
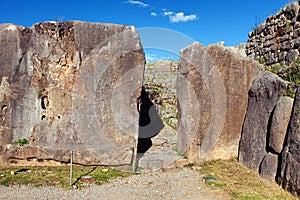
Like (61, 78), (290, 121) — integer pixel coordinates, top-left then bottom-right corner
(0, 21), (145, 166)
(177, 42), (259, 161)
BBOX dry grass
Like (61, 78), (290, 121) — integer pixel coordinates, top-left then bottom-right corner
(0, 165), (130, 189)
(200, 159), (298, 200)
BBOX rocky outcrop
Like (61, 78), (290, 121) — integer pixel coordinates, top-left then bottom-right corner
(0, 21), (146, 166)
(177, 42), (259, 161)
(244, 2), (300, 196)
(238, 71), (286, 171)
(269, 96), (294, 154)
(237, 68), (298, 196)
(278, 88), (300, 197)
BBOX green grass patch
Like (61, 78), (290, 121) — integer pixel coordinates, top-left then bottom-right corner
(259, 57), (266, 64)
(172, 143), (187, 159)
(38, 90), (43, 99)
(267, 61), (300, 98)
(0, 165), (130, 189)
(146, 62), (155, 67)
(16, 139), (29, 146)
(200, 159), (297, 200)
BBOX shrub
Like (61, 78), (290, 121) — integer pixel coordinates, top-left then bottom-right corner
(17, 139), (29, 146)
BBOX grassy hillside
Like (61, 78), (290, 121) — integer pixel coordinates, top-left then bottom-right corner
(200, 159), (298, 200)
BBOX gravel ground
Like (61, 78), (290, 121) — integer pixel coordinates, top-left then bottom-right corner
(0, 126), (229, 200)
(0, 167), (229, 200)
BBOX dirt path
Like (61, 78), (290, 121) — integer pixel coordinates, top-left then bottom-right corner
(0, 168), (229, 200)
(0, 125), (229, 200)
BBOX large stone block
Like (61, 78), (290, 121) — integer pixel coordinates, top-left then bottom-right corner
(278, 88), (300, 197)
(205, 44), (260, 160)
(269, 96), (294, 154)
(238, 71), (286, 171)
(259, 152), (278, 181)
(177, 42), (259, 161)
(0, 21), (145, 165)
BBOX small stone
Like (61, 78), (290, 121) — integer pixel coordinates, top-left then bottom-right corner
(101, 168), (109, 172)
(203, 177), (217, 182)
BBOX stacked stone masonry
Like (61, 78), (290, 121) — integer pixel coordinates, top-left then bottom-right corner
(246, 2), (300, 67)
(143, 60), (178, 129)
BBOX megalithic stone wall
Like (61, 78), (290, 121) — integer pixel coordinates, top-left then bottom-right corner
(237, 71), (300, 197)
(278, 88), (300, 197)
(246, 2), (300, 67)
(238, 71), (287, 171)
(177, 42), (259, 161)
(0, 21), (145, 166)
(243, 2), (300, 197)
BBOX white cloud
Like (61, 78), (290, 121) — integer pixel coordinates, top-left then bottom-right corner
(125, 1), (198, 23)
(146, 54), (159, 62)
(126, 0), (149, 7)
(146, 54), (167, 62)
(151, 12), (157, 16)
(162, 11), (197, 23)
(163, 11), (174, 16)
(169, 12), (197, 23)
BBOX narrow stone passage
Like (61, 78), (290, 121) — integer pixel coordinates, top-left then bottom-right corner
(137, 60), (181, 169)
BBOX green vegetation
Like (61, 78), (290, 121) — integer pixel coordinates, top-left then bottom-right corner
(172, 143), (187, 159)
(38, 90), (43, 99)
(200, 159), (297, 200)
(270, 61), (300, 98)
(16, 139), (29, 146)
(282, 62), (300, 86)
(146, 62), (155, 67)
(280, 62), (300, 98)
(268, 62), (283, 75)
(0, 165), (129, 189)
(183, 162), (196, 168)
(164, 116), (177, 130)
(266, 60), (300, 98)
(259, 57), (266, 64)
(285, 21), (292, 31)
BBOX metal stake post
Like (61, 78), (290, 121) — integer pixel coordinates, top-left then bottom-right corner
(197, 139), (201, 166)
(132, 139), (138, 173)
(70, 150), (73, 187)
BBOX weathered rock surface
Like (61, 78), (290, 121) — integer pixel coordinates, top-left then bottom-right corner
(246, 2), (300, 67)
(138, 125), (180, 169)
(269, 96), (294, 154)
(0, 21), (145, 166)
(278, 88), (300, 197)
(259, 152), (278, 180)
(205, 44), (260, 160)
(246, 2), (300, 99)
(238, 71), (286, 171)
(177, 42), (259, 161)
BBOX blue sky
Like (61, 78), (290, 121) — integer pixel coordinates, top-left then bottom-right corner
(0, 0), (292, 61)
